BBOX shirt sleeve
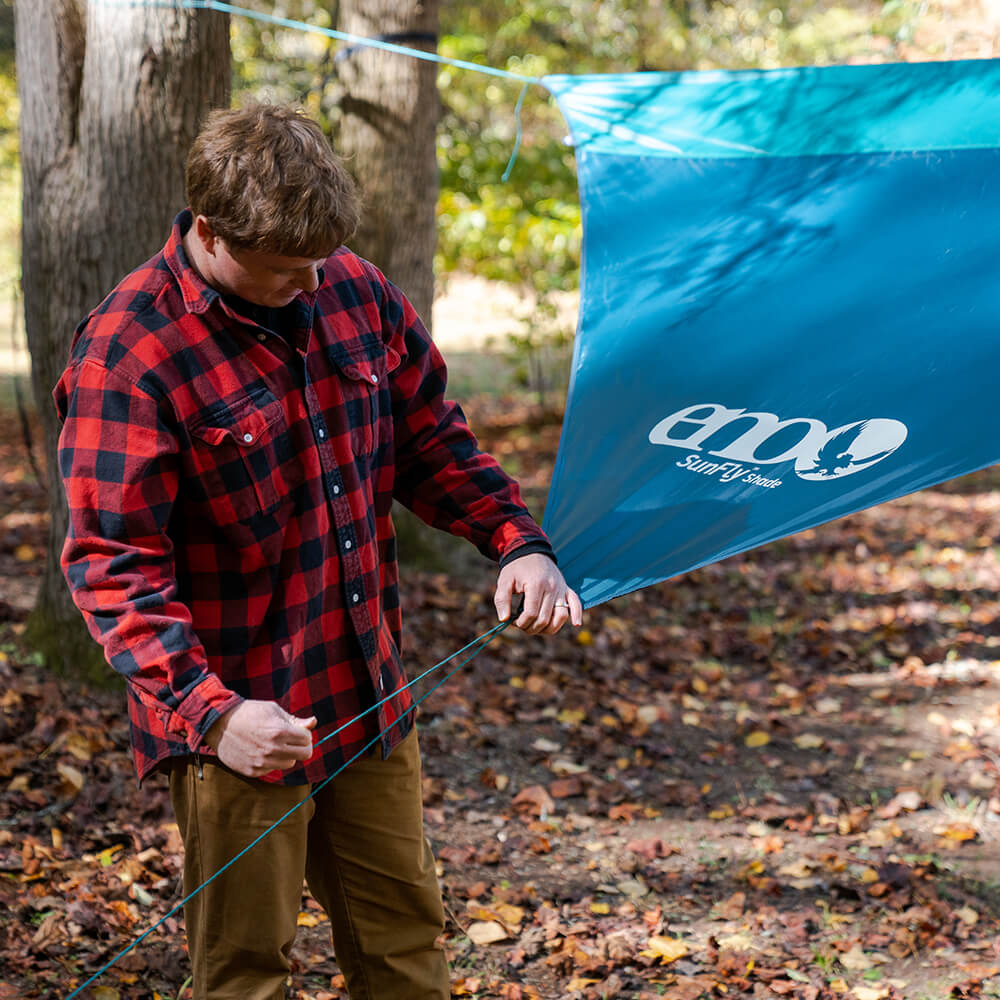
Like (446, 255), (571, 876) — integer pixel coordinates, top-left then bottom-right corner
(55, 358), (242, 747)
(378, 276), (552, 563)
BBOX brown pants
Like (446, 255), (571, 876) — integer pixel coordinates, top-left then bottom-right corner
(169, 729), (449, 1000)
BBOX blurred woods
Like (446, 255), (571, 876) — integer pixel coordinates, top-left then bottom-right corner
(1, 0), (972, 675)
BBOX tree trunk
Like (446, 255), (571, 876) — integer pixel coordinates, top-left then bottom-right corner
(336, 0), (440, 325)
(15, 0), (230, 679)
(335, 1), (461, 575)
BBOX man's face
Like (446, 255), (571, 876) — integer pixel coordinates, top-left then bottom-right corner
(210, 242), (328, 308)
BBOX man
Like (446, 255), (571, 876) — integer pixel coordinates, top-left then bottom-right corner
(55, 103), (582, 1000)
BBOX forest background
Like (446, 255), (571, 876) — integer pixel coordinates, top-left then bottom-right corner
(5, 2), (1000, 1000)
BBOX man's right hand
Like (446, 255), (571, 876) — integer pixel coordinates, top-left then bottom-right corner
(204, 700), (317, 778)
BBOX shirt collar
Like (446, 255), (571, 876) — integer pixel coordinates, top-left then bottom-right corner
(164, 209), (220, 316)
(163, 209), (323, 318)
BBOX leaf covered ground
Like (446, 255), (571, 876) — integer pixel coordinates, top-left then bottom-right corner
(2, 394), (1000, 1000)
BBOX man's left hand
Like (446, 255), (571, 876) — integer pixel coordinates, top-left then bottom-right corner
(494, 553), (584, 635)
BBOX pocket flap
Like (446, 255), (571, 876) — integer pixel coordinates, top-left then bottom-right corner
(190, 399), (284, 448)
(327, 342), (395, 385)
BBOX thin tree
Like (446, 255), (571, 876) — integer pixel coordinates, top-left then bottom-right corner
(336, 0), (440, 325)
(15, 1), (230, 678)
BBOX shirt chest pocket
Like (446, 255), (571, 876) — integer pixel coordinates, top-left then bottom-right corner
(331, 346), (399, 456)
(188, 397), (291, 521)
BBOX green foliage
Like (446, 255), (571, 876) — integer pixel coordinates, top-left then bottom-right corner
(230, 0), (335, 117)
(0, 0), (18, 291)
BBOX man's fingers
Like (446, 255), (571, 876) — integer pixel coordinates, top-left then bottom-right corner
(515, 585), (542, 630)
(530, 589), (557, 634)
(494, 574), (515, 621)
(276, 709), (317, 738)
(541, 603), (570, 636)
(569, 590), (584, 627)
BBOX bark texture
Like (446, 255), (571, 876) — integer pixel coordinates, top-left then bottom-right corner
(336, 0), (440, 326)
(15, 0), (230, 677)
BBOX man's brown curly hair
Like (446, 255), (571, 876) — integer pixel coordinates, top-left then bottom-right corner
(186, 103), (360, 258)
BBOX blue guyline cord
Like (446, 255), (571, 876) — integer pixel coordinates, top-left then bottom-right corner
(95, 0), (542, 179)
(64, 619), (511, 1000)
(95, 0), (542, 177)
(96, 0), (540, 85)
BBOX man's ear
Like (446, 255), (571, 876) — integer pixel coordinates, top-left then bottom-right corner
(192, 215), (219, 256)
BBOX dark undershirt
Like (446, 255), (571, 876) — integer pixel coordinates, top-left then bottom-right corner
(222, 293), (301, 347)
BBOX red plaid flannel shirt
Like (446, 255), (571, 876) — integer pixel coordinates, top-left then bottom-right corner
(55, 211), (550, 785)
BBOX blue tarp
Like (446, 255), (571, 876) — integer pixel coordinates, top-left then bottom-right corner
(540, 59), (1000, 608)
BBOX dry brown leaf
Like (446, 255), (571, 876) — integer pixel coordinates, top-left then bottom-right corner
(794, 733), (825, 749)
(851, 987), (889, 1000)
(511, 785), (555, 817)
(839, 945), (873, 972)
(56, 763), (85, 797)
(466, 921), (508, 945)
(646, 935), (688, 963)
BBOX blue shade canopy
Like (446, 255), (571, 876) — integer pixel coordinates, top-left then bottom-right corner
(540, 59), (1000, 609)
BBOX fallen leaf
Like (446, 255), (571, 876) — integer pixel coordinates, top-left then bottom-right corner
(549, 759), (588, 775)
(839, 945), (873, 972)
(646, 935), (688, 963)
(938, 822), (978, 842)
(56, 762), (85, 797)
(626, 837), (674, 861)
(714, 891), (746, 920)
(794, 733), (825, 749)
(466, 921), (508, 945)
(549, 777), (583, 799)
(778, 859), (815, 878)
(716, 931), (755, 951)
(879, 789), (922, 818)
(636, 705), (660, 725)
(745, 730), (771, 748)
(467, 902), (524, 928)
(532, 738), (561, 753)
(511, 785), (555, 817)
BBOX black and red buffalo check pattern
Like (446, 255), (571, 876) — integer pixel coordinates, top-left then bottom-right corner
(55, 211), (549, 785)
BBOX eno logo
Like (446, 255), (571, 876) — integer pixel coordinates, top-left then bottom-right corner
(649, 403), (907, 481)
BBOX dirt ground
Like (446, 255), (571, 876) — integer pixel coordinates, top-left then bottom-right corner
(3, 388), (1000, 999)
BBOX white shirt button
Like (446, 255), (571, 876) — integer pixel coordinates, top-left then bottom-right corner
(344, 539), (352, 549)
(370, 373), (378, 384)
(333, 485), (340, 495)
(243, 433), (254, 443)
(352, 593), (360, 603)
(318, 428), (326, 439)
(378, 677), (384, 692)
